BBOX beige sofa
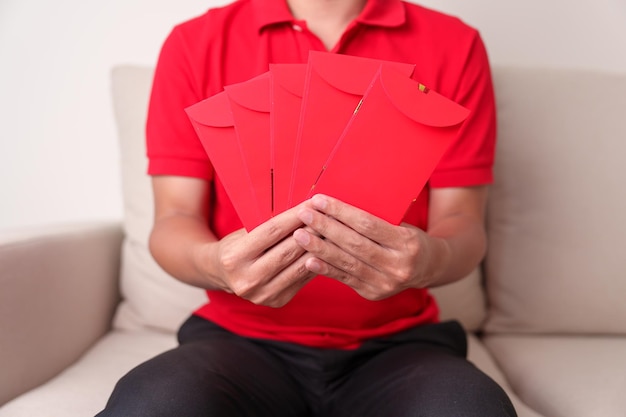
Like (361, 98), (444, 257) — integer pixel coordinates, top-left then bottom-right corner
(1, 65), (625, 417)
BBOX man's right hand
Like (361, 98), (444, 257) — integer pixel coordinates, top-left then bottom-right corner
(204, 204), (319, 307)
(149, 175), (317, 308)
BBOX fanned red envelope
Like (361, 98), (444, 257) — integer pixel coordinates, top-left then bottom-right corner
(309, 66), (470, 225)
(224, 73), (272, 227)
(186, 52), (469, 231)
(269, 63), (307, 215)
(185, 92), (264, 230)
(288, 51), (416, 205)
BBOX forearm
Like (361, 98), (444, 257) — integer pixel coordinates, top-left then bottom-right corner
(419, 185), (489, 288)
(148, 213), (225, 290)
(424, 214), (487, 288)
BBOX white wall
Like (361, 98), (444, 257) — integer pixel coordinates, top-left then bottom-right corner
(1, 0), (625, 232)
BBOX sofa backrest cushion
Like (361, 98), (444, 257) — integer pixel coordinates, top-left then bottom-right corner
(484, 67), (626, 335)
(111, 66), (206, 332)
(109, 65), (488, 334)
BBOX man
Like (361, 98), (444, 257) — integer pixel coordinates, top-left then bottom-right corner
(97, 0), (516, 415)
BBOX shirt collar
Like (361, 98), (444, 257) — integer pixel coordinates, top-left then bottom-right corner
(252, 0), (406, 32)
(356, 0), (406, 27)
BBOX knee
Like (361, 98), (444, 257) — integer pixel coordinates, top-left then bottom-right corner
(416, 367), (517, 417)
(96, 355), (248, 417)
(96, 366), (185, 417)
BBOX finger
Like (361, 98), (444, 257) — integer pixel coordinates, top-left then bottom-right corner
(297, 207), (389, 268)
(294, 228), (381, 284)
(252, 234), (307, 276)
(308, 194), (400, 246)
(243, 204), (307, 257)
(247, 252), (318, 307)
(302, 255), (390, 301)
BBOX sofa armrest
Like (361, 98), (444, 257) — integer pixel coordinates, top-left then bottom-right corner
(0, 222), (124, 405)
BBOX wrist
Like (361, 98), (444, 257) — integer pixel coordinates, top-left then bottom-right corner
(193, 240), (228, 291)
(422, 234), (453, 288)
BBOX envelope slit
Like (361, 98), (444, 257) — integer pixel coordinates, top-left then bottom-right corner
(311, 166), (327, 192)
(353, 98), (364, 115)
(270, 168), (275, 214)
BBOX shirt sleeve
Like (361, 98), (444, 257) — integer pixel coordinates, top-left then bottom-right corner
(146, 27), (214, 180)
(429, 31), (496, 188)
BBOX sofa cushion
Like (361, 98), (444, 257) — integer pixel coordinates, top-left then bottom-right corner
(483, 335), (626, 417)
(485, 67), (626, 334)
(0, 223), (122, 406)
(110, 66), (207, 333)
(0, 330), (177, 417)
(466, 335), (544, 417)
(110, 65), (488, 333)
(0, 329), (540, 417)
(430, 268), (486, 331)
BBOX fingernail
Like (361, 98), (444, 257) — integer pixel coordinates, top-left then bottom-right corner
(298, 209), (313, 225)
(312, 194), (327, 210)
(293, 229), (310, 246)
(306, 258), (323, 274)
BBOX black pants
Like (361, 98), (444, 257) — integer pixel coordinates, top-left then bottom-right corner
(97, 316), (516, 417)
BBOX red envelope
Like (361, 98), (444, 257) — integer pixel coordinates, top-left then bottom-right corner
(269, 63), (307, 215)
(309, 66), (470, 225)
(224, 72), (272, 227)
(185, 92), (264, 230)
(289, 52), (416, 205)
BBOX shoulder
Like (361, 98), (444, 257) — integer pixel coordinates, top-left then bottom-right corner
(168, 0), (253, 45)
(402, 2), (480, 42)
(158, 0), (255, 77)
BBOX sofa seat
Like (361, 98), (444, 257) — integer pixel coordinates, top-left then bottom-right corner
(0, 330), (177, 417)
(484, 335), (626, 417)
(0, 326), (541, 417)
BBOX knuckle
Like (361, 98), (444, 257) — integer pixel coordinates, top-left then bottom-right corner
(334, 270), (350, 283)
(400, 230), (420, 255)
(368, 293), (386, 301)
(405, 239), (420, 259)
(360, 289), (384, 301)
(358, 216), (377, 235)
(219, 250), (240, 274)
(370, 278), (394, 299)
(254, 292), (289, 308)
(345, 235), (365, 256)
(229, 279), (255, 298)
(384, 264), (412, 288)
(339, 258), (359, 275)
(268, 298), (288, 308)
(263, 221), (283, 242)
(315, 216), (330, 236)
(395, 266), (413, 284)
(278, 243), (300, 262)
(295, 261), (312, 278)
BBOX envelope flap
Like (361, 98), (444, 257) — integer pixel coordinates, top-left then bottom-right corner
(224, 72), (271, 112)
(379, 66), (470, 127)
(185, 92), (233, 128)
(270, 64), (307, 97)
(309, 51), (415, 96)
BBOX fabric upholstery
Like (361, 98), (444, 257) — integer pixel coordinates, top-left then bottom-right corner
(0, 223), (122, 405)
(110, 66), (206, 332)
(483, 335), (626, 417)
(485, 67), (626, 334)
(430, 268), (486, 331)
(0, 330), (176, 417)
(0, 330), (539, 417)
(467, 335), (544, 417)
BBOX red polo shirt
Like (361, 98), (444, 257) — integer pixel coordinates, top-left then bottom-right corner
(147, 0), (496, 349)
